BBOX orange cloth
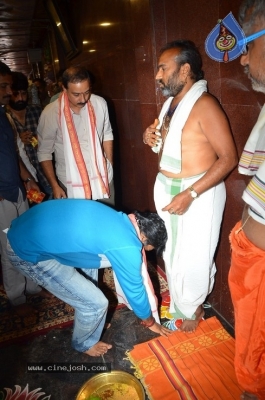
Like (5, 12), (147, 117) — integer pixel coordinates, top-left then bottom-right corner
(128, 317), (242, 400)
(229, 221), (265, 399)
(59, 92), (109, 199)
(63, 93), (91, 198)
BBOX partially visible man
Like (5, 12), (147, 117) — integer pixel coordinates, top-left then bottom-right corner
(49, 69), (65, 103)
(0, 61), (43, 313)
(7, 71), (52, 199)
(37, 66), (114, 205)
(32, 78), (50, 109)
(6, 200), (171, 356)
(143, 40), (238, 332)
(228, 1), (265, 399)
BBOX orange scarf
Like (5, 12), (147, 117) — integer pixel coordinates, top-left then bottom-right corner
(60, 93), (109, 199)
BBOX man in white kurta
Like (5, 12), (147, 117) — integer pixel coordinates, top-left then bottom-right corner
(37, 66), (114, 204)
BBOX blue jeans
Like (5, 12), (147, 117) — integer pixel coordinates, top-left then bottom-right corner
(6, 240), (108, 352)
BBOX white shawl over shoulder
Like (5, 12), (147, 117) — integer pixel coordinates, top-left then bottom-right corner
(152, 80), (207, 174)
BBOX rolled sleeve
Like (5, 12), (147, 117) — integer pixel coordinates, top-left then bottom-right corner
(91, 94), (113, 142)
(37, 101), (60, 162)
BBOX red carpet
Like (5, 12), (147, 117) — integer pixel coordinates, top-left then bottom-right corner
(0, 263), (168, 347)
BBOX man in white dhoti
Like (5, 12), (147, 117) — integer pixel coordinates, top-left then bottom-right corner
(143, 40), (238, 332)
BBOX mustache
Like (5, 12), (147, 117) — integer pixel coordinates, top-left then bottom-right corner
(156, 80), (166, 94)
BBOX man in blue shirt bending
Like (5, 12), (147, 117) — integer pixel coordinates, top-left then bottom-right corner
(7, 200), (171, 356)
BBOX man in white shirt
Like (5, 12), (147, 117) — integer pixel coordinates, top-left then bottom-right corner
(37, 66), (114, 204)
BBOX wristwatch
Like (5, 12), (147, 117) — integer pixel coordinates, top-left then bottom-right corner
(188, 185), (198, 199)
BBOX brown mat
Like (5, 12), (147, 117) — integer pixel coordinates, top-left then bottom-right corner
(0, 263), (168, 347)
(127, 316), (243, 400)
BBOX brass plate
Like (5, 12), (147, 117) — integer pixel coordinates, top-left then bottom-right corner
(76, 370), (145, 400)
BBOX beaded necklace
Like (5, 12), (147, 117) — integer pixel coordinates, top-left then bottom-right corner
(161, 102), (178, 133)
(158, 101), (178, 165)
(160, 102), (178, 144)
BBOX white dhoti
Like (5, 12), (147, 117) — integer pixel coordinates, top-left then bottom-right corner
(154, 172), (226, 319)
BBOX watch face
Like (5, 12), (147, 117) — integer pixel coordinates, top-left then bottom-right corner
(191, 190), (198, 198)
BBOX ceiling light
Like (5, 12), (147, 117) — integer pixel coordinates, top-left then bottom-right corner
(89, 49), (96, 53)
(100, 22), (111, 26)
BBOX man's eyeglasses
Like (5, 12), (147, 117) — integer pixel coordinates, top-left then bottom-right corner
(12, 90), (27, 97)
(240, 28), (265, 55)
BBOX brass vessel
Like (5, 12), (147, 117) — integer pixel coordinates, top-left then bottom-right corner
(76, 370), (145, 400)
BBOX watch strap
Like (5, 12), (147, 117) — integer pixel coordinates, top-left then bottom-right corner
(188, 185), (198, 198)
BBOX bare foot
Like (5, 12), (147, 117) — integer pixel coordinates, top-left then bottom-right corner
(179, 304), (205, 333)
(84, 341), (112, 357)
(241, 392), (259, 400)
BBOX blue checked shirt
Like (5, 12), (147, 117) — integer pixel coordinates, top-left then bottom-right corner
(7, 105), (52, 192)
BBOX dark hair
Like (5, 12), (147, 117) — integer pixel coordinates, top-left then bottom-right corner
(56, 68), (66, 81)
(33, 78), (46, 87)
(239, 0), (265, 31)
(0, 61), (11, 76)
(62, 66), (92, 89)
(134, 211), (167, 256)
(160, 40), (204, 81)
(11, 71), (28, 91)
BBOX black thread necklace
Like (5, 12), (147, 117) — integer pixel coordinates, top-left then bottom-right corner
(161, 101), (178, 133)
(167, 102), (178, 118)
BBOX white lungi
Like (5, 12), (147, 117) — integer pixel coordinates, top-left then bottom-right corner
(154, 172), (226, 318)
